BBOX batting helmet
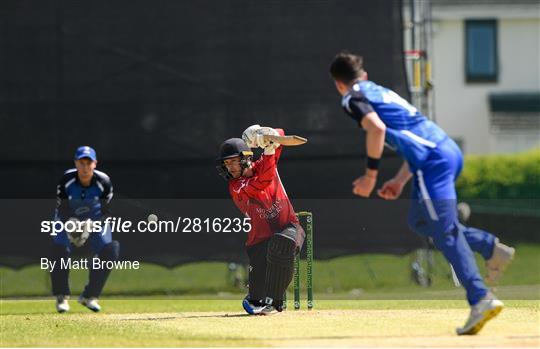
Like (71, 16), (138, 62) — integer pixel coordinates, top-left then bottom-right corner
(216, 138), (253, 180)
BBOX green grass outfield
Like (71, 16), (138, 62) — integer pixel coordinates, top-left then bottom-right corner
(1, 243), (539, 298)
(1, 245), (539, 347)
(1, 296), (539, 347)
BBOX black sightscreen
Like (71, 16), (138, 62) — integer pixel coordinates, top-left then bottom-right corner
(0, 0), (424, 267)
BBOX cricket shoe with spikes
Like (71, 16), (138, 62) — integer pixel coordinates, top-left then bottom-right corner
(78, 295), (101, 312)
(242, 297), (265, 315)
(485, 239), (515, 285)
(56, 295), (70, 313)
(456, 292), (503, 335)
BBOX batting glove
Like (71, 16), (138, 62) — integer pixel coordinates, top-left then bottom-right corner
(256, 127), (280, 148)
(263, 142), (280, 155)
(242, 124), (262, 148)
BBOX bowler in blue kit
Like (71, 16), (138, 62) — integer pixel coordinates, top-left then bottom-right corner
(50, 146), (120, 313)
(329, 52), (515, 335)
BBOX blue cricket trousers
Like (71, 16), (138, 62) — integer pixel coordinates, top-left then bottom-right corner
(407, 138), (496, 305)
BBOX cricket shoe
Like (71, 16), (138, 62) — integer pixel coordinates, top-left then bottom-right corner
(485, 239), (515, 285)
(257, 297), (283, 316)
(56, 295), (70, 313)
(258, 304), (280, 315)
(78, 295), (101, 312)
(456, 292), (503, 335)
(242, 297), (265, 315)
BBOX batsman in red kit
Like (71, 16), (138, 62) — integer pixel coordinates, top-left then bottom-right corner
(216, 125), (305, 315)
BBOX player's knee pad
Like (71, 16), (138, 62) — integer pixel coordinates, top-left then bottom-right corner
(278, 225), (298, 242)
(99, 240), (120, 261)
(267, 233), (296, 267)
(265, 233), (296, 303)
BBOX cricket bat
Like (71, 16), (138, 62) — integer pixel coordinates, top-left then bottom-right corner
(263, 134), (308, 146)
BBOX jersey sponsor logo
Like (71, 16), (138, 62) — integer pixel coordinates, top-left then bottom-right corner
(255, 200), (284, 220)
(74, 206), (91, 216)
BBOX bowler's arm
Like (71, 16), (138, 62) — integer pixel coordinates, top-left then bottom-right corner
(360, 112), (386, 177)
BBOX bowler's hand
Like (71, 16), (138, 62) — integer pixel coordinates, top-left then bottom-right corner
(352, 174), (377, 197)
(377, 178), (405, 200)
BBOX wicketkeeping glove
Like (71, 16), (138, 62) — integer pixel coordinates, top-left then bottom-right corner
(67, 218), (92, 247)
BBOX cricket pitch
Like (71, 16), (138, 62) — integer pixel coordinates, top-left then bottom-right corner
(1, 299), (538, 347)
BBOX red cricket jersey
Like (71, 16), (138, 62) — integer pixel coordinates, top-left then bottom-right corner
(228, 129), (301, 246)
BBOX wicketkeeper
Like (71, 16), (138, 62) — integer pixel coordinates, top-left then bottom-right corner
(329, 52), (515, 335)
(50, 146), (120, 313)
(216, 126), (305, 315)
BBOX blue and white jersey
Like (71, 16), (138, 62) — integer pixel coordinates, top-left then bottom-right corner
(55, 169), (113, 221)
(341, 80), (448, 170)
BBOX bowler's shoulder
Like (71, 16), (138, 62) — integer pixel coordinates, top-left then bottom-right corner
(342, 85), (369, 106)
